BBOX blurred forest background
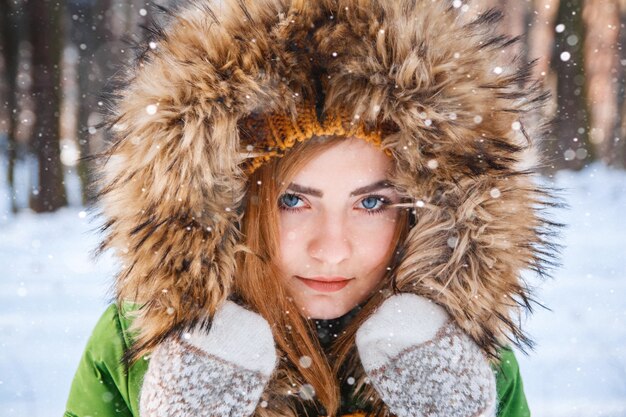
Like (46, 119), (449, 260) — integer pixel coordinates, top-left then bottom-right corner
(0, 0), (624, 214)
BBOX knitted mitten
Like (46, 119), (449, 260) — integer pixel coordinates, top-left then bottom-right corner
(356, 293), (497, 417)
(140, 301), (277, 417)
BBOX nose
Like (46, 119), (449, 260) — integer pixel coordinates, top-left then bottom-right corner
(307, 212), (352, 266)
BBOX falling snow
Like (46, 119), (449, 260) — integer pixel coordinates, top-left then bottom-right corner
(299, 356), (313, 368)
(146, 104), (158, 115)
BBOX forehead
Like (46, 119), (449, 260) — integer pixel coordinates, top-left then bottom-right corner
(289, 137), (393, 188)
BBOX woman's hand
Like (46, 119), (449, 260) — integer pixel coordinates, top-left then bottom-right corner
(140, 300), (277, 417)
(356, 293), (497, 417)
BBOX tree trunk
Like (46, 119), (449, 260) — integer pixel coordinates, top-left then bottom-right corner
(0, 0), (20, 213)
(583, 0), (621, 166)
(27, 0), (67, 212)
(69, 0), (105, 204)
(547, 0), (593, 172)
(611, 0), (626, 168)
(527, 0), (559, 79)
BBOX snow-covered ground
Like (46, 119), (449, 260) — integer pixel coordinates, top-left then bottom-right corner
(516, 165), (626, 417)
(0, 162), (625, 416)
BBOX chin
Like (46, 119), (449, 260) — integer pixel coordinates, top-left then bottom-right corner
(308, 310), (344, 320)
(300, 297), (354, 320)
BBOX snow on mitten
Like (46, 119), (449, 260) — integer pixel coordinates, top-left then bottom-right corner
(356, 293), (497, 417)
(140, 300), (277, 417)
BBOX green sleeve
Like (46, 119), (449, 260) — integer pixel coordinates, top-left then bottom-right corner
(494, 348), (531, 417)
(64, 304), (147, 417)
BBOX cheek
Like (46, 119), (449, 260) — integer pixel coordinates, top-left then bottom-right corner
(353, 215), (399, 266)
(277, 216), (307, 270)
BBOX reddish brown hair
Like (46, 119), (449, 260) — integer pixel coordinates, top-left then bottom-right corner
(235, 135), (410, 416)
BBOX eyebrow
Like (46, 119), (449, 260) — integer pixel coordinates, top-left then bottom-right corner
(286, 179), (393, 197)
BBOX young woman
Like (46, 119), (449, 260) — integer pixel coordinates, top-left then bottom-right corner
(65, 0), (559, 416)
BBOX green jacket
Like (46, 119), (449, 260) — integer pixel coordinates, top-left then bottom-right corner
(65, 304), (531, 417)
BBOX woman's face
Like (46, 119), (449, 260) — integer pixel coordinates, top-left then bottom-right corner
(276, 137), (401, 319)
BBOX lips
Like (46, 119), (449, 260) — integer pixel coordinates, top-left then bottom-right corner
(296, 276), (352, 293)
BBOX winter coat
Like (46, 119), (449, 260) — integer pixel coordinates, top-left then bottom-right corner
(68, 0), (559, 415)
(64, 303), (530, 417)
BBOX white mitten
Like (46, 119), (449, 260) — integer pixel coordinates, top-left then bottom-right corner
(356, 293), (497, 417)
(140, 301), (277, 417)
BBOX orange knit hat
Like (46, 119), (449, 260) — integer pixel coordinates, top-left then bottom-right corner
(238, 100), (397, 174)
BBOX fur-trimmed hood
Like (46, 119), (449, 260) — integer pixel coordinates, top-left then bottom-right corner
(96, 0), (559, 368)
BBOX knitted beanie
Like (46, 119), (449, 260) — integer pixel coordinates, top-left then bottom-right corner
(239, 99), (397, 173)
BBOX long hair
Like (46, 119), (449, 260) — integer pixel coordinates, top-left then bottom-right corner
(235, 135), (411, 416)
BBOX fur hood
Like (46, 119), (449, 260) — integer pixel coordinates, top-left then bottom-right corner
(96, 0), (560, 365)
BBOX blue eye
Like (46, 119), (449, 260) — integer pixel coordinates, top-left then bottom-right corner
(279, 193), (304, 209)
(360, 195), (391, 215)
(361, 196), (381, 210)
